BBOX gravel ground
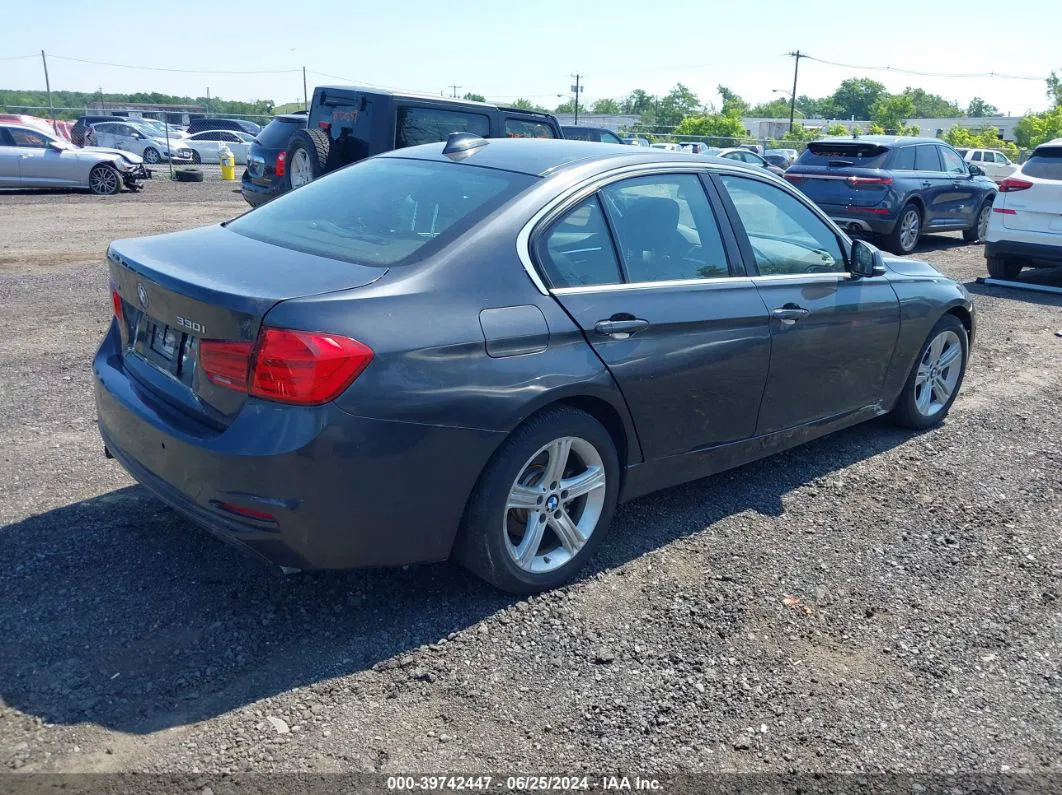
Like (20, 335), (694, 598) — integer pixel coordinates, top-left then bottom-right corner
(0, 182), (1060, 781)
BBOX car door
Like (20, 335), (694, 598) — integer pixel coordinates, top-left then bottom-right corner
(911, 144), (952, 229)
(714, 172), (900, 435)
(0, 128), (22, 184)
(538, 171), (772, 460)
(191, 132), (220, 163)
(6, 127), (78, 187)
(113, 123), (142, 156)
(91, 123), (115, 148)
(223, 132), (251, 163)
(938, 145), (981, 227)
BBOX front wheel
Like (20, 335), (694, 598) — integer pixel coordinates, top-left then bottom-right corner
(142, 147), (161, 164)
(890, 314), (968, 430)
(454, 406), (620, 594)
(885, 203), (922, 255)
(88, 164), (122, 195)
(190, 150), (202, 165)
(963, 200), (992, 243)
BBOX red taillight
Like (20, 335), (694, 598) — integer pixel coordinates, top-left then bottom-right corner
(318, 121), (331, 130)
(846, 175), (893, 186)
(850, 206), (890, 214)
(199, 329), (374, 405)
(250, 329), (373, 404)
(998, 177), (1033, 192)
(111, 287), (124, 326)
(274, 150), (286, 177)
(199, 340), (254, 389)
(993, 207), (1017, 215)
(214, 501), (276, 522)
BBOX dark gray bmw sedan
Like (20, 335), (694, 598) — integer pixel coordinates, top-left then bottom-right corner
(95, 135), (974, 593)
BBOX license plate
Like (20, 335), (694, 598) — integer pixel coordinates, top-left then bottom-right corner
(150, 323), (180, 361)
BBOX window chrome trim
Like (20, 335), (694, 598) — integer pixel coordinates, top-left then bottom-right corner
(553, 276), (752, 295)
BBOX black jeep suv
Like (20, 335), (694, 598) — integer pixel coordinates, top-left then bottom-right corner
(241, 112), (308, 207)
(278, 86), (563, 196)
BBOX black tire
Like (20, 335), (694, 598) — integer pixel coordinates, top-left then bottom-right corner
(88, 164), (122, 195)
(284, 128), (330, 191)
(175, 169), (204, 183)
(143, 147), (161, 165)
(885, 202), (922, 255)
(963, 199), (992, 243)
(190, 150), (202, 165)
(889, 314), (968, 430)
(454, 406), (621, 594)
(987, 255), (1022, 280)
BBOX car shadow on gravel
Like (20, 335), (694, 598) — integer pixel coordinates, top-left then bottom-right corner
(0, 419), (919, 735)
(965, 266), (1062, 307)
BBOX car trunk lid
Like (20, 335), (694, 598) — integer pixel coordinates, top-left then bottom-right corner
(784, 141), (892, 208)
(109, 224), (386, 426)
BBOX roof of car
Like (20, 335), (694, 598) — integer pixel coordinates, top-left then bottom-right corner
(817, 135), (947, 147)
(381, 137), (761, 178)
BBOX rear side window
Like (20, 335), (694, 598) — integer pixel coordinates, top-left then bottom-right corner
(258, 118), (305, 149)
(228, 158), (533, 267)
(798, 142), (889, 168)
(891, 147), (916, 170)
(506, 119), (556, 139)
(1023, 147), (1062, 180)
(914, 145), (942, 171)
(540, 196), (623, 288)
(396, 107), (489, 149)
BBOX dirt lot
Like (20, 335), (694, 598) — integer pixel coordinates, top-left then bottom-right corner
(0, 179), (1060, 780)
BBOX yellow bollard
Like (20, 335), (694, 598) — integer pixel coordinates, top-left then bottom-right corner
(219, 144), (236, 181)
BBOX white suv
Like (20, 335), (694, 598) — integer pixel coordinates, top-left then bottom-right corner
(984, 138), (1062, 279)
(957, 148), (1017, 182)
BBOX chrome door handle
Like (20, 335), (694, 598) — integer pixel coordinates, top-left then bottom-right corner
(771, 305), (810, 325)
(594, 318), (649, 337)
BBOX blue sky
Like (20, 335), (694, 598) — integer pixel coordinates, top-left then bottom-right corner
(4, 0), (1059, 115)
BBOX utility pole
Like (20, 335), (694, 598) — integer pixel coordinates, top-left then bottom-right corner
(786, 51), (804, 133)
(571, 73), (583, 125)
(206, 86), (211, 114)
(302, 66), (309, 111)
(449, 84), (461, 99)
(40, 50), (56, 134)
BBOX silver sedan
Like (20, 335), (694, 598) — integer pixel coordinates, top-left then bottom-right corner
(0, 124), (149, 195)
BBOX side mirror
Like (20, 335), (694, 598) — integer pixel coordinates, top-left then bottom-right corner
(850, 239), (887, 278)
(968, 164), (985, 177)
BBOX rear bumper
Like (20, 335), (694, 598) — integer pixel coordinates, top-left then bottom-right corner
(93, 321), (503, 570)
(818, 204), (897, 236)
(241, 173), (283, 207)
(986, 238), (1062, 268)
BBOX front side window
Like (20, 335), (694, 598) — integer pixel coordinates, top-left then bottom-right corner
(8, 128), (47, 147)
(720, 175), (845, 276)
(539, 196), (623, 288)
(601, 174), (730, 282)
(506, 119), (555, 139)
(228, 158), (533, 267)
(396, 107), (489, 149)
(940, 147), (967, 174)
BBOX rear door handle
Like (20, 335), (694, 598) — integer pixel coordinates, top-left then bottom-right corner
(922, 180), (932, 188)
(594, 318), (649, 337)
(771, 305), (810, 325)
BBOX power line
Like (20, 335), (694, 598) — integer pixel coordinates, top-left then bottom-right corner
(802, 55), (1046, 82)
(48, 54), (300, 75)
(0, 53), (38, 61)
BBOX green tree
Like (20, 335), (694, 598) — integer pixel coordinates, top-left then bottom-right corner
(967, 97), (999, 118)
(509, 98), (548, 112)
(942, 125), (1020, 160)
(748, 98), (792, 117)
(1048, 71), (1062, 107)
(1014, 105), (1062, 149)
(673, 113), (746, 142)
(462, 92), (486, 102)
(623, 89), (655, 115)
(830, 78), (888, 120)
(591, 98), (621, 114)
(826, 123), (849, 136)
(871, 94), (916, 133)
(554, 99), (576, 114)
(796, 94), (843, 119)
(867, 122), (886, 135)
(717, 85), (748, 117)
(781, 125), (822, 144)
(653, 83), (702, 128)
(901, 87), (963, 118)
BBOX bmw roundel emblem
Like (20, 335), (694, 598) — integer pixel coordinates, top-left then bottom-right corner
(136, 282), (148, 308)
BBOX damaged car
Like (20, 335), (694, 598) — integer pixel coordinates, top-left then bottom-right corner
(0, 123), (149, 195)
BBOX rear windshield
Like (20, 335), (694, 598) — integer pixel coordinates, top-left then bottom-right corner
(257, 117), (304, 149)
(228, 158), (535, 267)
(798, 141), (890, 168)
(1023, 147), (1062, 180)
(506, 118), (556, 139)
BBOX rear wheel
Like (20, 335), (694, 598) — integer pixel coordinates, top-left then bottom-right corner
(143, 147), (161, 164)
(88, 164), (121, 195)
(284, 128), (330, 191)
(886, 203), (922, 255)
(454, 406), (620, 594)
(987, 256), (1022, 280)
(890, 314), (968, 430)
(963, 200), (992, 243)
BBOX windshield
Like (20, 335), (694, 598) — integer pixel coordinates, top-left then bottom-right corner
(228, 157), (536, 267)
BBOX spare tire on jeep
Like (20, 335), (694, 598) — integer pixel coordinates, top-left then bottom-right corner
(284, 128), (330, 191)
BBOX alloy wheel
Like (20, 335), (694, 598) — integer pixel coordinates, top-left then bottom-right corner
(504, 436), (607, 574)
(899, 208), (920, 252)
(289, 148), (313, 188)
(143, 147), (161, 164)
(914, 330), (963, 417)
(89, 166), (118, 195)
(977, 204), (991, 241)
